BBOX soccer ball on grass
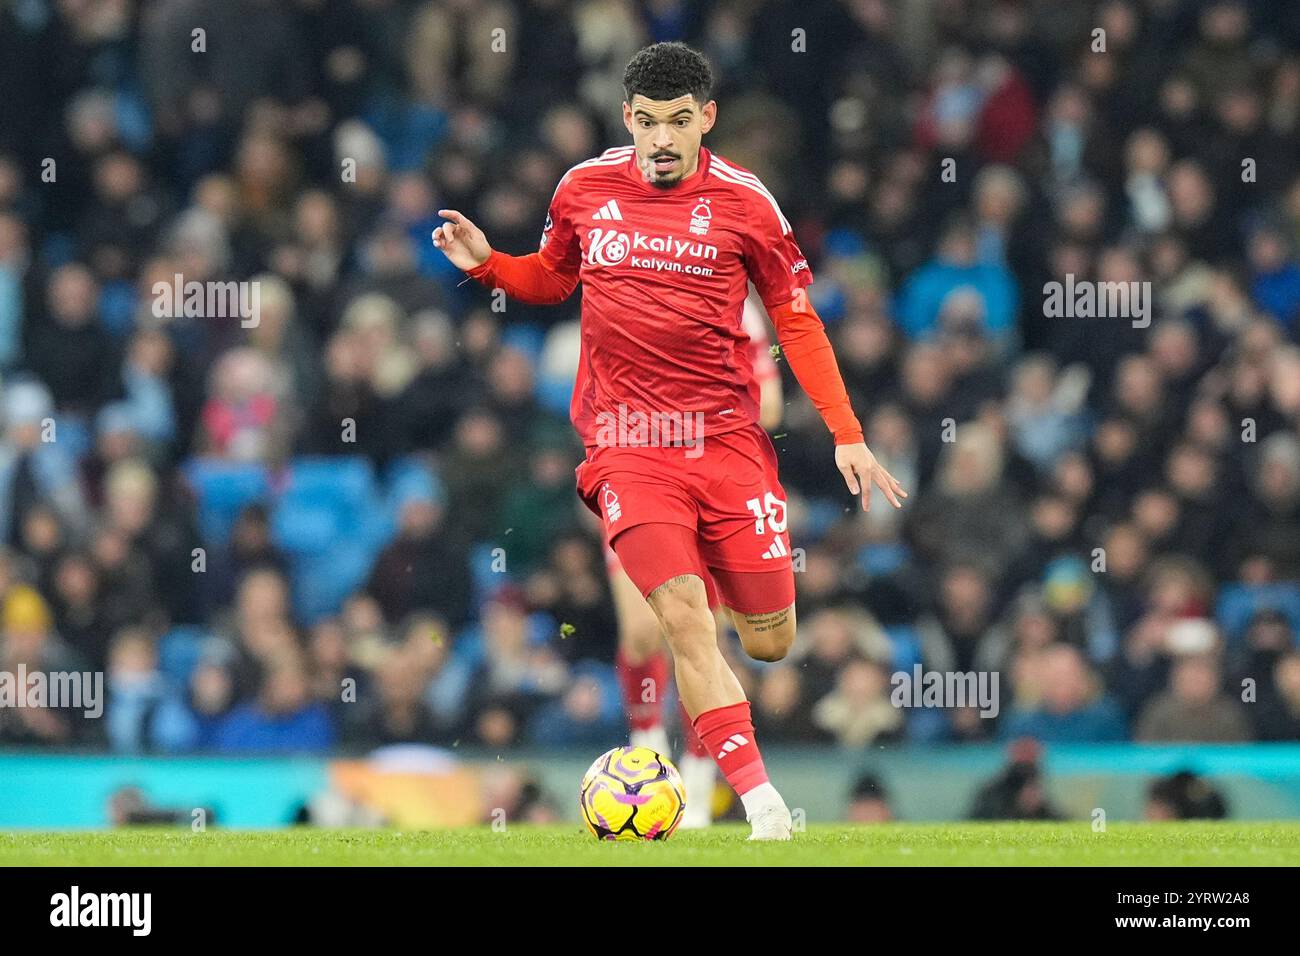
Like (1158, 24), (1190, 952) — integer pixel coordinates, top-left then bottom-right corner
(579, 746), (686, 841)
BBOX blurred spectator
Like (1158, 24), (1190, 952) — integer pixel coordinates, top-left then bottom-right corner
(341, 647), (441, 750)
(969, 739), (1061, 821)
(366, 488), (472, 628)
(1135, 651), (1253, 743)
(1000, 643), (1127, 742)
(1255, 651), (1300, 741)
(811, 655), (904, 747)
(1144, 769), (1229, 820)
(0, 584), (82, 744)
(753, 665), (828, 743)
(459, 587), (569, 746)
(846, 772), (894, 823)
(106, 628), (198, 753)
(212, 653), (335, 753)
(527, 666), (625, 746)
(896, 215), (1018, 345)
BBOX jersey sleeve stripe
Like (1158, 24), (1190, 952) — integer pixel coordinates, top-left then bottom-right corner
(710, 160), (792, 234)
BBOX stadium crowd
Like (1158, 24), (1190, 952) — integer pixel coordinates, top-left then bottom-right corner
(1, 0), (1299, 756)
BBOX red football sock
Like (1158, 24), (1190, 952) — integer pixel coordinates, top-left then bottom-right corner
(616, 649), (668, 732)
(679, 699), (710, 758)
(692, 701), (769, 796)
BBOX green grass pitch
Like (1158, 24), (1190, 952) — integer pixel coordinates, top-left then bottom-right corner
(2, 822), (1298, 866)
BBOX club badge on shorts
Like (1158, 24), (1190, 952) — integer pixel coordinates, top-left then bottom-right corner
(602, 483), (622, 523)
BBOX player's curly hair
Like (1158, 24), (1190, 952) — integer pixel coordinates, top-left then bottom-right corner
(623, 42), (713, 104)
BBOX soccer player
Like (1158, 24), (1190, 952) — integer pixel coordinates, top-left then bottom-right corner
(434, 42), (906, 840)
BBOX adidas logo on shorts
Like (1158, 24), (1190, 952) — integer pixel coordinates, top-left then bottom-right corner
(760, 537), (788, 560)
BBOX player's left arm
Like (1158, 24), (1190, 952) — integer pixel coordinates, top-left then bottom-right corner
(742, 195), (907, 511)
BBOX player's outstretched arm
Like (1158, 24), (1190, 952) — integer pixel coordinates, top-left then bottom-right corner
(433, 209), (579, 305)
(770, 296), (907, 512)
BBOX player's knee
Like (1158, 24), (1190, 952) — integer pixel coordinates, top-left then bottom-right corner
(741, 632), (793, 662)
(736, 604), (796, 662)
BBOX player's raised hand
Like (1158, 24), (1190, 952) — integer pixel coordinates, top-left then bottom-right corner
(433, 209), (492, 271)
(835, 442), (908, 512)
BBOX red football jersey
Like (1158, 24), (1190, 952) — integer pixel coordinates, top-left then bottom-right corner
(537, 145), (812, 446)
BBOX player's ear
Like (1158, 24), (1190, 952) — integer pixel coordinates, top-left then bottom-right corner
(699, 100), (717, 134)
(622, 101), (634, 136)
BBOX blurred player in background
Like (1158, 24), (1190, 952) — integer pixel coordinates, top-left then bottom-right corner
(613, 291), (782, 829)
(435, 42), (905, 839)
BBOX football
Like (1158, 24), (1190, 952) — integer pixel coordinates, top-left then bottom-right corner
(579, 746), (686, 841)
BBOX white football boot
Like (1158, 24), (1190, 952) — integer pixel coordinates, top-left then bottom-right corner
(742, 782), (793, 840)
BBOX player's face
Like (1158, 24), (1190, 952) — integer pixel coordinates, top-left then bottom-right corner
(623, 94), (717, 188)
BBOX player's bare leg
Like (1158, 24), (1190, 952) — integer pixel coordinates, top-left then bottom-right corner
(610, 562), (671, 756)
(673, 604), (732, 829)
(646, 573), (792, 840)
(647, 574), (743, 714)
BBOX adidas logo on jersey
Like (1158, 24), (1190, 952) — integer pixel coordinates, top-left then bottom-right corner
(716, 733), (749, 759)
(591, 200), (623, 221)
(760, 537), (788, 560)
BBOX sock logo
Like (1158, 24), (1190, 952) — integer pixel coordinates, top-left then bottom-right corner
(716, 733), (749, 759)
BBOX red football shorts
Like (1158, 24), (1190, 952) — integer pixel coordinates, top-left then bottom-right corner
(577, 423), (795, 614)
(600, 538), (722, 606)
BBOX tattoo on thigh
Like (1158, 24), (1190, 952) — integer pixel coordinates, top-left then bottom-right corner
(647, 574), (701, 603)
(743, 608), (790, 634)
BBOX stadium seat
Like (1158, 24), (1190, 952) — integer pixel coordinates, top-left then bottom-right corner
(270, 457), (379, 553)
(380, 455), (445, 538)
(499, 322), (546, 362)
(1216, 583), (1300, 644)
(467, 542), (510, 611)
(181, 459), (273, 546)
(884, 626), (924, 671)
(290, 544), (376, 624)
(157, 626), (211, 684)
